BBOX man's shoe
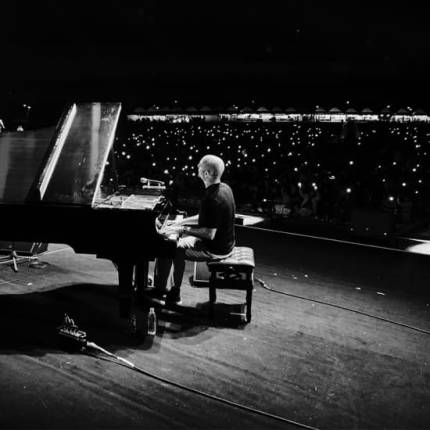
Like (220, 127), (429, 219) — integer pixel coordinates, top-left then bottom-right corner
(165, 288), (182, 305)
(146, 288), (166, 305)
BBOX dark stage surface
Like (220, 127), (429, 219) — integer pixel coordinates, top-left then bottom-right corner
(0, 226), (429, 429)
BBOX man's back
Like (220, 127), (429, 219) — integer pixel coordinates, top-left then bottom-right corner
(198, 182), (235, 255)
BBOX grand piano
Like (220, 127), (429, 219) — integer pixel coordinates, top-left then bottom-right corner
(0, 102), (178, 322)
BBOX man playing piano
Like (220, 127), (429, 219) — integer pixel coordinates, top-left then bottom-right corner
(154, 154), (236, 304)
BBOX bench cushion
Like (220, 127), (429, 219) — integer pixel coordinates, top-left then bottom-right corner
(208, 247), (255, 271)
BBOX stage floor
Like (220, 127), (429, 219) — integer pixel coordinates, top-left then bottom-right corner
(0, 226), (429, 429)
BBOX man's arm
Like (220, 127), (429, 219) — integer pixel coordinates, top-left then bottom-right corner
(176, 214), (199, 226)
(182, 226), (216, 241)
(160, 224), (216, 241)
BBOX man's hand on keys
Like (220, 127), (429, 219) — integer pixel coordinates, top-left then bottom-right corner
(160, 224), (183, 237)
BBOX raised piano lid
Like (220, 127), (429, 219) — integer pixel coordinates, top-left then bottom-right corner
(36, 102), (122, 206)
(0, 127), (55, 204)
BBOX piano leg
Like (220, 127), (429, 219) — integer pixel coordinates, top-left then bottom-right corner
(117, 260), (151, 337)
(135, 260), (149, 304)
(117, 261), (134, 318)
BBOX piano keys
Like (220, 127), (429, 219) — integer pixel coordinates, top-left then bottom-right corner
(0, 102), (178, 324)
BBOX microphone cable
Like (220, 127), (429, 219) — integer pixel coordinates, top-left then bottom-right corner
(85, 343), (321, 430)
(57, 315), (320, 430)
(255, 276), (430, 336)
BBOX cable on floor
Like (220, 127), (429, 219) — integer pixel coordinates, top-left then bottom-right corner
(255, 276), (430, 336)
(84, 341), (320, 430)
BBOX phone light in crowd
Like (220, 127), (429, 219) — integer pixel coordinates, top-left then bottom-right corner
(298, 182), (302, 188)
(393, 161), (397, 165)
(402, 182), (407, 187)
(329, 175), (336, 180)
(389, 196), (395, 201)
(349, 160), (354, 165)
(346, 188), (352, 194)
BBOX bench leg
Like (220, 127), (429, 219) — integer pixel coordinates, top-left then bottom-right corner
(246, 285), (252, 323)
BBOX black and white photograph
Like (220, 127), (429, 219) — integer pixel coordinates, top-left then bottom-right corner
(0, 2), (429, 429)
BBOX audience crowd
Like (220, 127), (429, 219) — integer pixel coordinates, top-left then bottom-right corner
(115, 117), (430, 235)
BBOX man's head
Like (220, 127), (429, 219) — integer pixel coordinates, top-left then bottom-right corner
(198, 154), (225, 187)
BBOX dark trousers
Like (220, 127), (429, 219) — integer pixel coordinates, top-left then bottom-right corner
(154, 236), (214, 292)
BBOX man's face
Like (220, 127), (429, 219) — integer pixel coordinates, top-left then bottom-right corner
(198, 161), (206, 182)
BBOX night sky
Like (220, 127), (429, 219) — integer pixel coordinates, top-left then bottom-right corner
(2, 1), (430, 111)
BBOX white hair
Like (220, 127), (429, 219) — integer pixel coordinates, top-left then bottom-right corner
(200, 154), (225, 180)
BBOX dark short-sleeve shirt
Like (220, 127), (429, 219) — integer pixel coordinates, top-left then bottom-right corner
(198, 182), (236, 255)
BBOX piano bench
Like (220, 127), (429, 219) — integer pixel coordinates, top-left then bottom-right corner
(207, 247), (255, 323)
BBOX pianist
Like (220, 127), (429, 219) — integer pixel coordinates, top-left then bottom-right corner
(154, 154), (236, 304)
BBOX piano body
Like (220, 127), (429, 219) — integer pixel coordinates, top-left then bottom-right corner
(0, 102), (177, 319)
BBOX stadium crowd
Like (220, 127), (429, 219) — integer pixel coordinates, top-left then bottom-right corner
(115, 116), (430, 235)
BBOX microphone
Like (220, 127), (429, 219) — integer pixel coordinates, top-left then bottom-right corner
(140, 177), (165, 186)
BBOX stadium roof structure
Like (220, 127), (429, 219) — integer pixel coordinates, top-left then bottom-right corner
(127, 103), (430, 123)
(315, 107), (327, 114)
